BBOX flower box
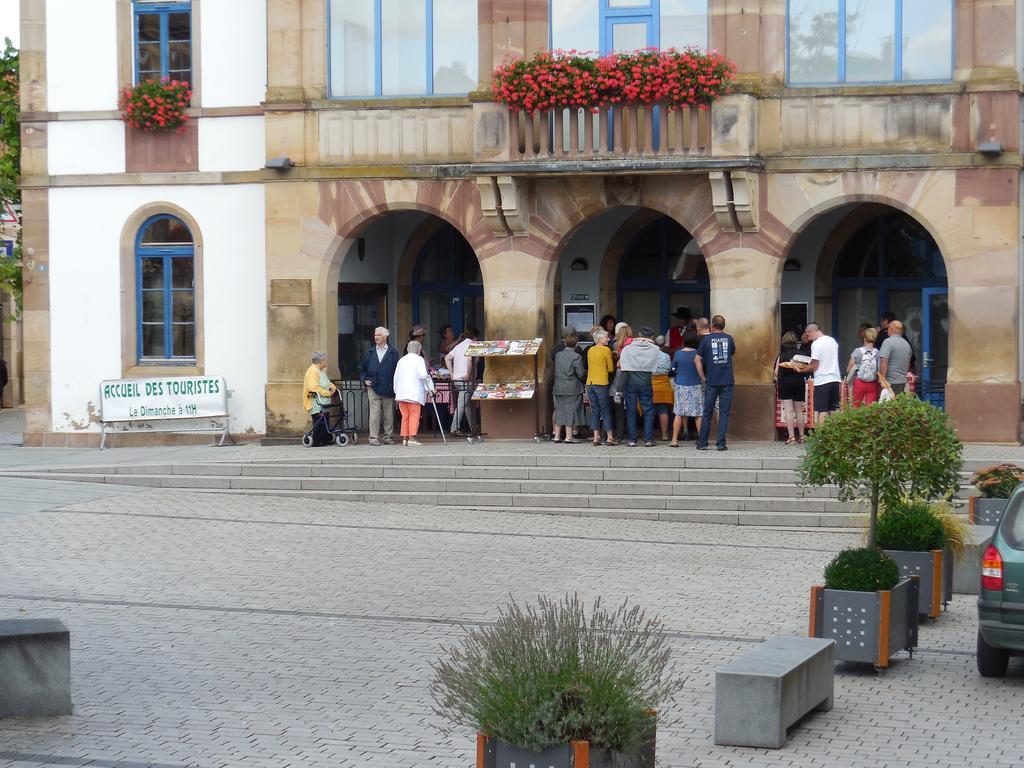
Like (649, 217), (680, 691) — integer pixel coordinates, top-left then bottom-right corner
(476, 729), (656, 768)
(809, 577), (919, 668)
(968, 497), (1009, 526)
(882, 549), (952, 619)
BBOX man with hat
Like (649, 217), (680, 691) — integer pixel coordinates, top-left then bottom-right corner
(664, 306), (692, 353)
(408, 325), (428, 359)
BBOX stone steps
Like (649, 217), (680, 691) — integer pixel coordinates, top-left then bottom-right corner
(2, 450), (982, 528)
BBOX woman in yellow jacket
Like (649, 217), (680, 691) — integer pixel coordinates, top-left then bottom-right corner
(303, 351), (337, 420)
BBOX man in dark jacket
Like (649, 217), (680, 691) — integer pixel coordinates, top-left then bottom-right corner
(358, 326), (399, 445)
(0, 357), (7, 408)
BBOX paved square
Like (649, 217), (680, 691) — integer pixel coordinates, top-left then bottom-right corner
(0, 444), (1022, 767)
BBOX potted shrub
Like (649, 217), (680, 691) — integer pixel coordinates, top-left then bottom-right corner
(809, 548), (919, 669)
(968, 463), (1024, 525)
(799, 395), (963, 551)
(431, 595), (682, 768)
(875, 498), (954, 619)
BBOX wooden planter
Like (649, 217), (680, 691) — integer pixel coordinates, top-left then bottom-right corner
(476, 720), (656, 768)
(969, 497), (1009, 526)
(809, 576), (919, 668)
(882, 549), (952, 619)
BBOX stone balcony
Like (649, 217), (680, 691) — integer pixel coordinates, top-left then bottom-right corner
(307, 89), (1019, 173)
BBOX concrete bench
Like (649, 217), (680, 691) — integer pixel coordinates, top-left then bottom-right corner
(715, 637), (834, 749)
(0, 619), (72, 717)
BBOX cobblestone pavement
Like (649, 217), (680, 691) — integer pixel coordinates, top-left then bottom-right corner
(1, 475), (1023, 768)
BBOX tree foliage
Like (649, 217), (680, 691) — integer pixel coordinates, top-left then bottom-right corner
(0, 38), (21, 315)
(799, 395), (963, 548)
(0, 38), (18, 206)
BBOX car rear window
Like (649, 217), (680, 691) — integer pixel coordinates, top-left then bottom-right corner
(1002, 492), (1024, 549)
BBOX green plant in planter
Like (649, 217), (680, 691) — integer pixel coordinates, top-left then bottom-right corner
(430, 594), (683, 754)
(970, 463), (1024, 499)
(799, 395), (962, 548)
(824, 548), (900, 592)
(875, 498), (947, 552)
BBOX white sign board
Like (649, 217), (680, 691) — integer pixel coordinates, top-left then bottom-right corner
(99, 376), (228, 423)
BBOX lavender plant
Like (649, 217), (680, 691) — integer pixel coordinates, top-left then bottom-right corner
(430, 594), (684, 753)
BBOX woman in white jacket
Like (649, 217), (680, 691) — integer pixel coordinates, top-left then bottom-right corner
(393, 340), (435, 446)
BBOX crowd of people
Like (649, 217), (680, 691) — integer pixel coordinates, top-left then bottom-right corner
(772, 311), (915, 444)
(552, 309), (736, 450)
(301, 307), (914, 448)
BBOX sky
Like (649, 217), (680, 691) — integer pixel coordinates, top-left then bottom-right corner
(0, 0), (18, 48)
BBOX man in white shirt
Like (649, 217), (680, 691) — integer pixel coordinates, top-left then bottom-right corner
(445, 326), (480, 442)
(804, 322), (841, 423)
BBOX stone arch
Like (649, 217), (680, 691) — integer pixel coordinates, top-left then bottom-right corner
(780, 191), (954, 279)
(118, 201), (205, 377)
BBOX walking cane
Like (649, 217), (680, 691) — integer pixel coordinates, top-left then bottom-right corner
(430, 389), (448, 445)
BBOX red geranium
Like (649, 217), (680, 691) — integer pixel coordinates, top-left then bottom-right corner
(118, 79), (192, 133)
(492, 47), (735, 114)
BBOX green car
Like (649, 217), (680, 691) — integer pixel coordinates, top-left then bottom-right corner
(977, 486), (1024, 676)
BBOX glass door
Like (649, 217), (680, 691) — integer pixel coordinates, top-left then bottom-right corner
(921, 287), (949, 408)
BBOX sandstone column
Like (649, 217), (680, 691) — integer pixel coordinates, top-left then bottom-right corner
(705, 247), (782, 441)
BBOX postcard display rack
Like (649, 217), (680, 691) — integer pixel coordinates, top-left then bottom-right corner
(466, 338), (545, 442)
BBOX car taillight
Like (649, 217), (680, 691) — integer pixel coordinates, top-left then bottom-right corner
(982, 544), (1004, 591)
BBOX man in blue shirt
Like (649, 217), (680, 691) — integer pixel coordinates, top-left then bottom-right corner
(694, 315), (736, 451)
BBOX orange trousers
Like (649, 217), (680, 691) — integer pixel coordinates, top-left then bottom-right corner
(398, 401), (422, 437)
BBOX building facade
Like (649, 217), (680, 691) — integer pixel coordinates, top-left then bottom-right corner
(18, 0), (1024, 444)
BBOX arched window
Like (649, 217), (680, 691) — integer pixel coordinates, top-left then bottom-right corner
(618, 216), (708, 334)
(833, 210), (948, 405)
(136, 214), (195, 360)
(413, 224), (483, 337)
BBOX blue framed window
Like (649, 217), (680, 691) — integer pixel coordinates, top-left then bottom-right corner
(412, 224), (483, 340)
(328, 0), (479, 98)
(787, 0), (953, 85)
(136, 215), (196, 361)
(133, 0), (192, 84)
(618, 217), (709, 336)
(551, 0), (708, 54)
(832, 211), (947, 403)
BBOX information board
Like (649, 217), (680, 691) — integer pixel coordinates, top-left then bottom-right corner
(100, 376), (228, 422)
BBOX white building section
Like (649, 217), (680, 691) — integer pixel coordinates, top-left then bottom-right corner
(47, 121), (126, 176)
(198, 117), (266, 172)
(46, 0), (118, 112)
(199, 0), (267, 108)
(48, 185), (268, 435)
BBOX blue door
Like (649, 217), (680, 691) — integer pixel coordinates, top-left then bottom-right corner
(920, 287), (949, 408)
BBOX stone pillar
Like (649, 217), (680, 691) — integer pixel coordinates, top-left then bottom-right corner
(264, 181), (330, 436)
(705, 247), (782, 441)
(941, 169), (1021, 442)
(956, 0), (1018, 82)
(477, 245), (556, 438)
(19, 0), (51, 439)
(710, 0), (786, 88)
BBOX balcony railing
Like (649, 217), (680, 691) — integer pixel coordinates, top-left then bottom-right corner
(509, 103), (712, 160)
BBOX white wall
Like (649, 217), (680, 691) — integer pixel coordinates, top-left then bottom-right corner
(46, 0), (117, 111)
(48, 185), (267, 434)
(200, 0), (266, 107)
(48, 121), (125, 175)
(198, 117), (266, 171)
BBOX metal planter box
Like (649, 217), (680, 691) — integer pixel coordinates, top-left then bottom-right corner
(882, 549), (952, 619)
(809, 576), (919, 668)
(476, 725), (656, 768)
(969, 497), (1009, 526)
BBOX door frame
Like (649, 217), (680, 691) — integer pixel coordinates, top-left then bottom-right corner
(920, 286), (949, 407)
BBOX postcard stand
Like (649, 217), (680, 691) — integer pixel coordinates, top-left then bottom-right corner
(466, 339), (545, 443)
